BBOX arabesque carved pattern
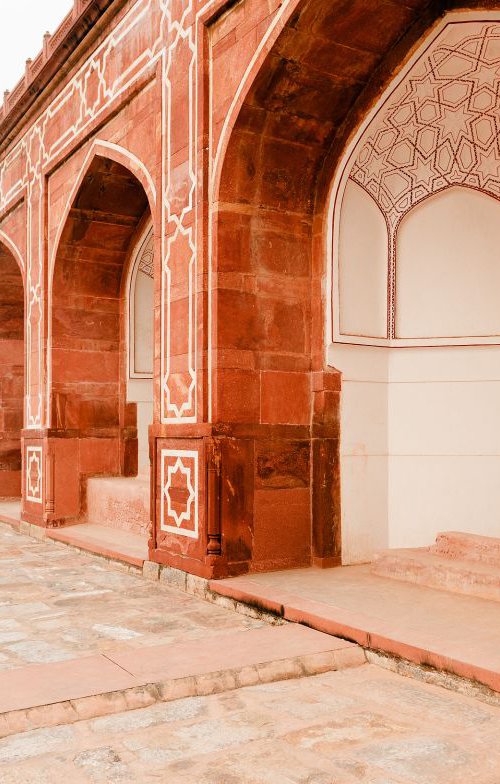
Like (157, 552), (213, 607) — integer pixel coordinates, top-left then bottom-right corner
(350, 22), (500, 228)
(138, 230), (154, 280)
(26, 446), (42, 504)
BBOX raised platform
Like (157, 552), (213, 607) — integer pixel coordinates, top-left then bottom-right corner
(373, 531), (500, 602)
(46, 523), (148, 568)
(210, 564), (500, 693)
(87, 475), (150, 536)
(55, 473), (151, 565)
(0, 482), (150, 568)
(0, 498), (20, 527)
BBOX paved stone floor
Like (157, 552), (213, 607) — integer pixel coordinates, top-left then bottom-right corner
(0, 525), (264, 670)
(2, 664), (500, 783)
(2, 522), (500, 782)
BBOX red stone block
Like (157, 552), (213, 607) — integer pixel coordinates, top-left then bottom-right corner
(216, 369), (259, 423)
(261, 371), (310, 425)
(252, 487), (311, 570)
(255, 440), (310, 490)
(0, 470), (21, 498)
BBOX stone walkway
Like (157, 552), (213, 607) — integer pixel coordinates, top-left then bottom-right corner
(0, 522), (362, 735)
(1, 522), (500, 782)
(0, 525), (265, 671)
(2, 664), (500, 783)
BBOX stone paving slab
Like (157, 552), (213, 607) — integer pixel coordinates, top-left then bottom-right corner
(211, 566), (500, 692)
(0, 523), (364, 738)
(0, 524), (267, 672)
(108, 623), (361, 681)
(1, 664), (500, 783)
(0, 624), (363, 720)
(0, 654), (137, 713)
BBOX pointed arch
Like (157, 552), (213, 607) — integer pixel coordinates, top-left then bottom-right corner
(47, 141), (157, 427)
(0, 230), (25, 281)
(0, 238), (25, 498)
(49, 139), (156, 286)
(48, 144), (155, 523)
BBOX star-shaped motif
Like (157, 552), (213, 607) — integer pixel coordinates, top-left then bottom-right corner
(367, 151), (388, 181)
(28, 451), (41, 499)
(164, 458), (195, 529)
(438, 103), (473, 145)
(472, 61), (500, 90)
(409, 73), (438, 103)
(398, 118), (421, 143)
(409, 151), (436, 188)
(476, 145), (500, 186)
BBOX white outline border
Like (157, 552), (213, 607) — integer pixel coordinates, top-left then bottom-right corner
(25, 445), (43, 504)
(160, 448), (199, 539)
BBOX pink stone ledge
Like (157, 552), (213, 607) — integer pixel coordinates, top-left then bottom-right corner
(209, 576), (500, 694)
(0, 624), (364, 738)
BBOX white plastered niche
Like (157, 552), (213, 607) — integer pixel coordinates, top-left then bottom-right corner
(127, 224), (154, 474)
(328, 14), (500, 563)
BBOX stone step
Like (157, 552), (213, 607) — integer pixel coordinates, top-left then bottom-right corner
(86, 476), (150, 536)
(372, 547), (500, 602)
(432, 531), (500, 567)
(0, 624), (364, 738)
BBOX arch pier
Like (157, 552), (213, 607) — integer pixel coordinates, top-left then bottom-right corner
(0, 0), (499, 583)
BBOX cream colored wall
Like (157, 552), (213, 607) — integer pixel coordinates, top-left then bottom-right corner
(387, 346), (500, 548)
(133, 271), (154, 373)
(396, 188), (500, 339)
(332, 344), (389, 564)
(338, 180), (388, 339)
(330, 343), (500, 563)
(127, 228), (154, 475)
(128, 378), (153, 474)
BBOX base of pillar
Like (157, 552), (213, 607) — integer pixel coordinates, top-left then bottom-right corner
(312, 555), (342, 569)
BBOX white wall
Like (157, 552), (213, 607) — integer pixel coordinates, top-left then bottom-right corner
(127, 228), (154, 475)
(338, 179), (388, 339)
(396, 187), (500, 339)
(333, 184), (500, 562)
(330, 343), (500, 563)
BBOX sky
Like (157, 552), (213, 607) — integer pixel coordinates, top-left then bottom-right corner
(0, 1), (73, 97)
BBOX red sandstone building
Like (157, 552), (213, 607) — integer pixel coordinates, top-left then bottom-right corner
(0, 0), (499, 580)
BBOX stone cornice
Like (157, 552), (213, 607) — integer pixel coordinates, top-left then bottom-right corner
(0, 0), (125, 150)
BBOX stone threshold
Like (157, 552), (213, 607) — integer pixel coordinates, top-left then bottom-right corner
(209, 572), (500, 696)
(0, 625), (364, 739)
(5, 517), (500, 708)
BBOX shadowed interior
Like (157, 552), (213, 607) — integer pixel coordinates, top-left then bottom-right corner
(51, 155), (150, 502)
(0, 245), (24, 497)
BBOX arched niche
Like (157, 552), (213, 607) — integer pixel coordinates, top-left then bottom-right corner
(338, 180), (388, 339)
(214, 0), (441, 571)
(126, 224), (154, 473)
(396, 187), (500, 339)
(328, 16), (500, 563)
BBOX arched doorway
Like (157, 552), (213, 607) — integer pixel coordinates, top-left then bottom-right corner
(51, 154), (154, 544)
(0, 242), (24, 513)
